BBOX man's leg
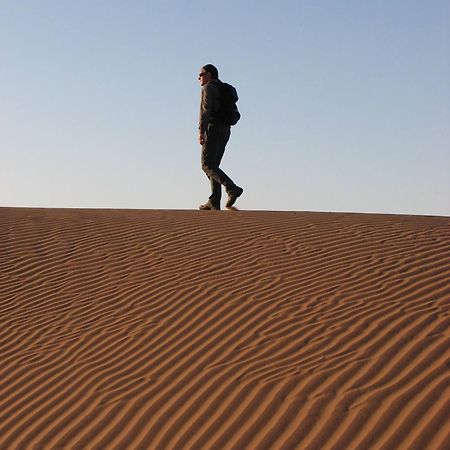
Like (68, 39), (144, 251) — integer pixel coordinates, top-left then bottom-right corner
(208, 128), (230, 205)
(212, 126), (244, 207)
(209, 178), (222, 206)
(201, 124), (237, 195)
(200, 123), (243, 209)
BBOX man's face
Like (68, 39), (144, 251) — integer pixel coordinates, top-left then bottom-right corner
(198, 69), (211, 86)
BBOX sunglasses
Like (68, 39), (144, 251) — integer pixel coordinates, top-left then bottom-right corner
(198, 72), (208, 79)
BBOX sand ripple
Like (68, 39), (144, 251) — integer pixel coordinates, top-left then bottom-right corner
(0, 208), (449, 449)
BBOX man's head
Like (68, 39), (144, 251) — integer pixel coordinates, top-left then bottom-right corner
(198, 64), (218, 86)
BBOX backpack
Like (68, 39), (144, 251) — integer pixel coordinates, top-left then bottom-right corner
(216, 81), (241, 126)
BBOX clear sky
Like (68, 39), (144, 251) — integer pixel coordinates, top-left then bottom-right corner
(1, 0), (449, 215)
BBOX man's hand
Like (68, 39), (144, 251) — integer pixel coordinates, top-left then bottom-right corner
(199, 133), (205, 145)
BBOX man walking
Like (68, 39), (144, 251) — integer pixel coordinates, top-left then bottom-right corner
(198, 64), (243, 210)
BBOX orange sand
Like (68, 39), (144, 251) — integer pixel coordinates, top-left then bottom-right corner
(0, 208), (449, 449)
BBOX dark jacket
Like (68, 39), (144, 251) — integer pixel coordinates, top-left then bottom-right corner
(199, 80), (222, 135)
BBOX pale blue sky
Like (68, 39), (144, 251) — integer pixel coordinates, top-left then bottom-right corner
(1, 0), (449, 215)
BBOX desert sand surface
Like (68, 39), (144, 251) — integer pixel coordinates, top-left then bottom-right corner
(0, 207), (449, 449)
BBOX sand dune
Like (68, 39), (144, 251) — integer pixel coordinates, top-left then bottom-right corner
(0, 207), (449, 449)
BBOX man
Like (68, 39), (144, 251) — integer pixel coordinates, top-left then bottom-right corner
(198, 64), (243, 210)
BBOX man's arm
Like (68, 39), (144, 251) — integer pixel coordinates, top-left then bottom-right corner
(199, 84), (214, 144)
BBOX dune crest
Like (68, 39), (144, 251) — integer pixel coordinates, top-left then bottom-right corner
(1, 208), (449, 449)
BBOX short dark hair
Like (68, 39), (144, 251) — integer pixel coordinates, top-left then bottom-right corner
(202, 64), (219, 79)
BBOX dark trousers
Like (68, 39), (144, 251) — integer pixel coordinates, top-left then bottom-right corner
(201, 122), (237, 207)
